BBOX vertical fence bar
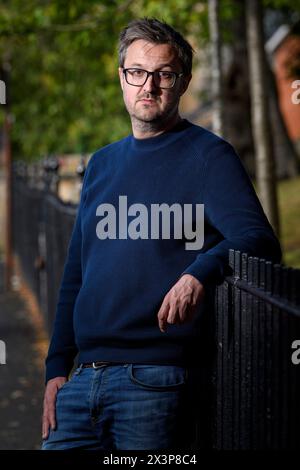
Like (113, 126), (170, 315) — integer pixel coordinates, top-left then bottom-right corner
(247, 257), (254, 449)
(251, 257), (259, 449)
(265, 261), (274, 448)
(280, 265), (289, 449)
(213, 250), (235, 449)
(240, 252), (251, 448)
(233, 250), (241, 449)
(215, 282), (223, 449)
(223, 251), (233, 449)
(257, 257), (266, 448)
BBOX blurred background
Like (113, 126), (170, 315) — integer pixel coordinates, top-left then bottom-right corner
(0, 0), (299, 450)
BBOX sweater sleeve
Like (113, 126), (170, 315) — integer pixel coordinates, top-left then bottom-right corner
(181, 141), (282, 287)
(45, 159), (92, 383)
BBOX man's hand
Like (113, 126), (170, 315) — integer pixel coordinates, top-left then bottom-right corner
(42, 376), (67, 440)
(157, 274), (205, 333)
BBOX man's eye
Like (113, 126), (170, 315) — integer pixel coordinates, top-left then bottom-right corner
(159, 72), (173, 79)
(132, 70), (144, 77)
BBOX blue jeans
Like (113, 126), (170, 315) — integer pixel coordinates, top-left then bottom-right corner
(41, 363), (201, 450)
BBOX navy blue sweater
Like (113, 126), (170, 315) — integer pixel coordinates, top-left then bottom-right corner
(45, 120), (282, 382)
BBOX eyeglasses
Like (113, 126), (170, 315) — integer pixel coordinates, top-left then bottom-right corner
(122, 68), (184, 89)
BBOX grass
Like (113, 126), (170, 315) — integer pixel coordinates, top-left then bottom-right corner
(278, 176), (300, 268)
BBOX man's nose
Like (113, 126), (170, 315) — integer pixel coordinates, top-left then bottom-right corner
(143, 72), (158, 92)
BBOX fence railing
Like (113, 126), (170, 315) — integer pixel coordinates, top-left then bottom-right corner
(11, 161), (300, 449)
(12, 158), (83, 332)
(213, 249), (300, 449)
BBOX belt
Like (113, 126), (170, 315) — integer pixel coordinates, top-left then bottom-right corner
(80, 361), (120, 369)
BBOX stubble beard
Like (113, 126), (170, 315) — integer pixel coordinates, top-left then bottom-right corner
(129, 98), (179, 134)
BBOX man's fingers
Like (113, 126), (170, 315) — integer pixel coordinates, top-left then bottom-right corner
(158, 315), (168, 332)
(42, 415), (50, 440)
(167, 307), (177, 325)
(158, 301), (187, 331)
(157, 276), (203, 331)
(42, 378), (68, 440)
(48, 396), (57, 430)
(42, 390), (57, 440)
(157, 301), (169, 332)
(42, 417), (47, 439)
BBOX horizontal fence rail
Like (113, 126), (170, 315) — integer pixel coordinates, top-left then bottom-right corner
(11, 161), (300, 449)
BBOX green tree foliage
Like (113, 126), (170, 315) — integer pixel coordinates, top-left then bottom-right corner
(0, 0), (298, 161)
(0, 0), (206, 161)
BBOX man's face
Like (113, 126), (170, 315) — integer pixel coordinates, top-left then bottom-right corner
(119, 39), (191, 125)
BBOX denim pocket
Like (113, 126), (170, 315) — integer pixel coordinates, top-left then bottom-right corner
(56, 367), (79, 395)
(58, 366), (82, 391)
(128, 364), (188, 391)
(56, 379), (71, 395)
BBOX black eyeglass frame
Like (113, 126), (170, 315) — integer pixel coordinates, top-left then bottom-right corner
(122, 67), (184, 89)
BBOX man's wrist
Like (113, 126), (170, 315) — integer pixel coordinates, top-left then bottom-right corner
(179, 273), (204, 290)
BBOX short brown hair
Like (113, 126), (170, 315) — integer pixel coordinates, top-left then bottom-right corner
(118, 17), (194, 76)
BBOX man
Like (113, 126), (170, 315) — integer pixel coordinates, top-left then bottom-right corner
(42, 18), (281, 450)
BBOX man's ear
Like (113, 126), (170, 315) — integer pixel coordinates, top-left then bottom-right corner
(179, 73), (192, 96)
(118, 67), (124, 91)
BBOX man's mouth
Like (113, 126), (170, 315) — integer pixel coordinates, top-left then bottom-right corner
(138, 98), (157, 104)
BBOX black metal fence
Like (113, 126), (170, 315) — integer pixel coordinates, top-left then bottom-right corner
(213, 250), (300, 449)
(11, 161), (300, 449)
(12, 158), (81, 332)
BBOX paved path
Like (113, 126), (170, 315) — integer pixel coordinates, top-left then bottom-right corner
(0, 261), (47, 450)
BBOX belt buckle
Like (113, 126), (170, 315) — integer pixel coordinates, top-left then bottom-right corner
(92, 361), (108, 369)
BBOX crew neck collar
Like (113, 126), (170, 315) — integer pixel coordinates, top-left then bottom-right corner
(130, 119), (192, 151)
